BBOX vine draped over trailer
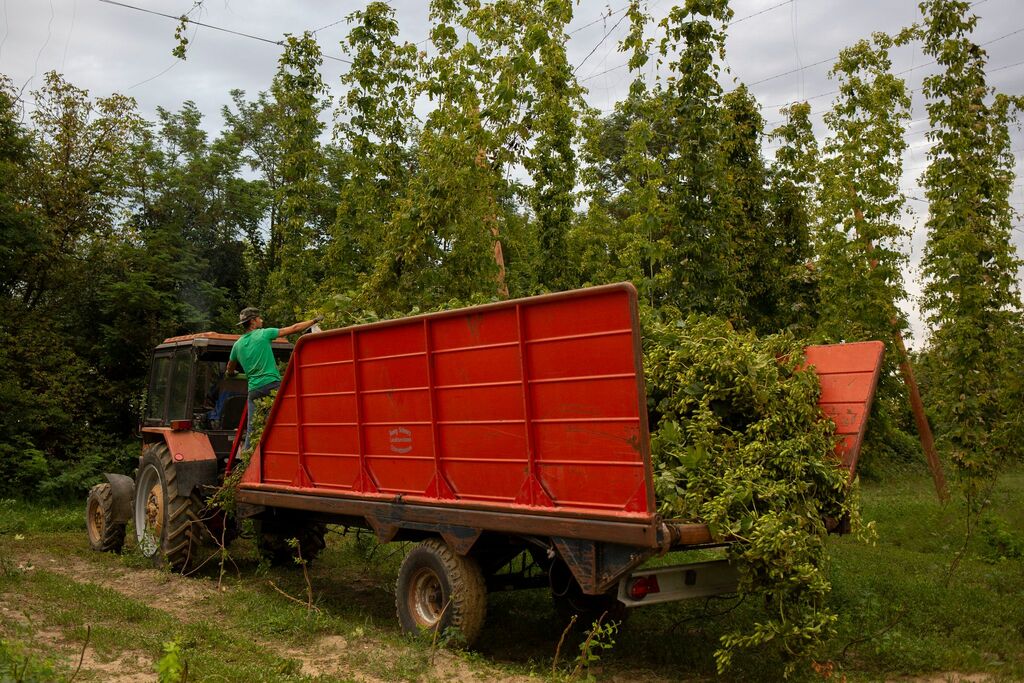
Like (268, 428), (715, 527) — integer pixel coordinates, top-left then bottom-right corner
(644, 312), (866, 673)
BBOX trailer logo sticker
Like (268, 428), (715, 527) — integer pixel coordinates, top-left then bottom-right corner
(389, 427), (413, 454)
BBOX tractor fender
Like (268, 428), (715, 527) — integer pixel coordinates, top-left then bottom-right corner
(103, 473), (136, 524)
(143, 428), (221, 498)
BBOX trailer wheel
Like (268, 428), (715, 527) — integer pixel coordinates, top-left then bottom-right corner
(550, 559), (628, 628)
(396, 538), (487, 646)
(133, 443), (202, 570)
(257, 520), (327, 566)
(85, 483), (126, 553)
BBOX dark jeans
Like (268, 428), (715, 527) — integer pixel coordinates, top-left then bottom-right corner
(245, 380), (280, 450)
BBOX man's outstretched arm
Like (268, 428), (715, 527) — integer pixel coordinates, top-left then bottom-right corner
(276, 315), (324, 338)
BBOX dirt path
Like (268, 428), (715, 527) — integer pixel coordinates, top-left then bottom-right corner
(5, 546), (538, 682)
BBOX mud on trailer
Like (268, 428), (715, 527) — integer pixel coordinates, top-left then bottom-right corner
(86, 283), (883, 644)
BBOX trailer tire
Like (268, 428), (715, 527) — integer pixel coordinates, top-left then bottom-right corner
(550, 559), (628, 629)
(133, 443), (203, 571)
(85, 483), (126, 553)
(257, 520), (327, 566)
(396, 538), (487, 646)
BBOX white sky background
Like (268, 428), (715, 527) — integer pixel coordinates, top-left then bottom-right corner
(1, 0), (1022, 347)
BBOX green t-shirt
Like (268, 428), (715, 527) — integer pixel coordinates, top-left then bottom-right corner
(230, 327), (281, 392)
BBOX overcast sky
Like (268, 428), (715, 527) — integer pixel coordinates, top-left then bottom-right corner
(2, 0), (1022, 346)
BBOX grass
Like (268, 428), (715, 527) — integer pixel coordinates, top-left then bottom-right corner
(0, 465), (1021, 681)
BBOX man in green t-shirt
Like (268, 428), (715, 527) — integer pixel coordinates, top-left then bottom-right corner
(226, 307), (322, 447)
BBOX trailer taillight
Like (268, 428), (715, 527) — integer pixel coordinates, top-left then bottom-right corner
(170, 419), (192, 431)
(628, 575), (660, 600)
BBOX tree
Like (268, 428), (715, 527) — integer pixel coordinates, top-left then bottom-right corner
(572, 0), (740, 316)
(263, 33), (331, 321)
(365, 0), (537, 310)
(816, 33), (911, 349)
(327, 2), (418, 299)
(525, 0), (582, 291)
(0, 73), (148, 497)
(765, 102), (820, 334)
(720, 84), (800, 333)
(918, 0), (1023, 505)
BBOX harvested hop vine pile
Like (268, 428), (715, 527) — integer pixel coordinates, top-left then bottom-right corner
(643, 313), (857, 672)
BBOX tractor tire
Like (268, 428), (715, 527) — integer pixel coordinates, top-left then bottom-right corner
(396, 538), (487, 646)
(133, 443), (204, 571)
(256, 519), (327, 566)
(85, 483), (126, 553)
(193, 489), (238, 550)
(550, 559), (628, 629)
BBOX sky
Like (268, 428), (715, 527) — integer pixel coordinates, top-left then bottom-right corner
(1, 0), (1022, 346)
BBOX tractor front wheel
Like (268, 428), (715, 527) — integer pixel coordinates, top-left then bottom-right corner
(85, 483), (126, 553)
(133, 443), (203, 570)
(396, 538), (487, 646)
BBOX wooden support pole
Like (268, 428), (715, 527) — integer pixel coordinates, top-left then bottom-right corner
(849, 197), (949, 502)
(891, 330), (950, 502)
(491, 226), (509, 299)
(477, 146), (510, 300)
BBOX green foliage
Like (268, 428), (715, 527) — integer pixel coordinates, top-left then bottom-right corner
(264, 33), (331, 322)
(0, 639), (63, 682)
(978, 512), (1024, 562)
(570, 618), (618, 682)
(814, 31), (917, 473)
(644, 312), (855, 672)
(918, 0), (1023, 508)
(765, 102), (820, 335)
(526, 0), (583, 291)
(816, 32), (911, 349)
(328, 3), (418, 296)
(156, 639), (188, 683)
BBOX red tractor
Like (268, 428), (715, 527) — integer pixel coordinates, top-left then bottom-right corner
(85, 332), (294, 567)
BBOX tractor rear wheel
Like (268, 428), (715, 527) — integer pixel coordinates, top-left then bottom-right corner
(133, 443), (203, 570)
(85, 483), (126, 553)
(256, 519), (327, 566)
(396, 538), (487, 646)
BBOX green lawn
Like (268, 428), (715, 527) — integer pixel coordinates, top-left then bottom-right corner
(0, 466), (1021, 682)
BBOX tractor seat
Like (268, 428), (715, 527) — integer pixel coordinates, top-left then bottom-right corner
(219, 394), (247, 431)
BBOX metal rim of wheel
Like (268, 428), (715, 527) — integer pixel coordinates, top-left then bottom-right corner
(407, 566), (446, 629)
(86, 493), (105, 545)
(134, 463), (164, 557)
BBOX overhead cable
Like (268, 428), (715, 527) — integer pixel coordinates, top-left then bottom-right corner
(97, 0), (352, 64)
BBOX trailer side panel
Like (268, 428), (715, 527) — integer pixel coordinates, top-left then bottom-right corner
(240, 284), (655, 525)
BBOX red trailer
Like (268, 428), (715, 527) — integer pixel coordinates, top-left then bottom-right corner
(226, 283), (883, 641)
(86, 283), (882, 643)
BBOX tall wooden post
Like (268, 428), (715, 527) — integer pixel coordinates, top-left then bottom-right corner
(850, 199), (949, 502)
(891, 331), (949, 502)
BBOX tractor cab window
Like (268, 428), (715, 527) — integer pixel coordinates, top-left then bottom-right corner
(193, 355), (248, 430)
(145, 355), (172, 422)
(167, 348), (192, 421)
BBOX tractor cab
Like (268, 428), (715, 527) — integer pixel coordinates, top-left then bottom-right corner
(141, 332), (293, 463)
